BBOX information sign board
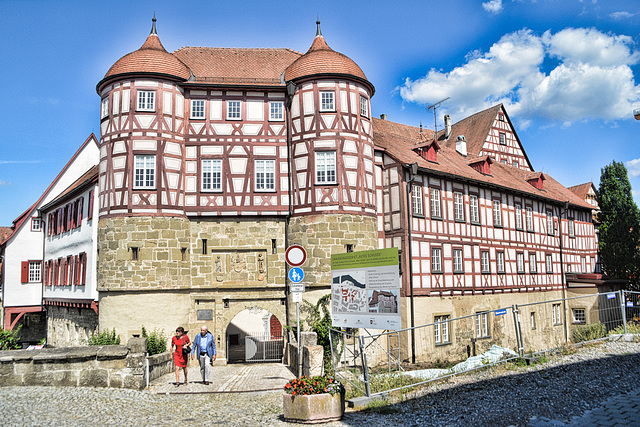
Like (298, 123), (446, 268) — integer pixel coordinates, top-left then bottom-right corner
(292, 292), (303, 303)
(290, 283), (305, 293)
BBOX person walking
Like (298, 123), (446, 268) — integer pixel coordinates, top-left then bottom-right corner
(171, 326), (190, 387)
(191, 325), (216, 385)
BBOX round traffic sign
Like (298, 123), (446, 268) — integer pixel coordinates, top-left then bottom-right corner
(288, 267), (304, 283)
(285, 244), (307, 267)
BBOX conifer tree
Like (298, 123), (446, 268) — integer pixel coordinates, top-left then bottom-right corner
(597, 161), (640, 289)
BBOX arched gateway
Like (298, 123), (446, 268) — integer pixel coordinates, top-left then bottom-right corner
(226, 307), (284, 363)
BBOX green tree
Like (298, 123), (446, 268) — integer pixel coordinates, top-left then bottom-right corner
(597, 160), (640, 289)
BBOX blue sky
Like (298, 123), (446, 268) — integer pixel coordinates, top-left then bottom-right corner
(0, 0), (639, 225)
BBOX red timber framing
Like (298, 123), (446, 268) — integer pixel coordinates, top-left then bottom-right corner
(43, 299), (98, 315)
(4, 306), (43, 330)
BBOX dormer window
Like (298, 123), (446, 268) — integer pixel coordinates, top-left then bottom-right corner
(527, 173), (545, 190)
(469, 157), (493, 175)
(320, 91), (335, 111)
(137, 91), (155, 112)
(415, 140), (440, 163)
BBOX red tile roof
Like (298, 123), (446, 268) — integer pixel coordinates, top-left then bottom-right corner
(0, 226), (13, 245)
(372, 117), (592, 210)
(568, 182), (596, 200)
(174, 47), (301, 86)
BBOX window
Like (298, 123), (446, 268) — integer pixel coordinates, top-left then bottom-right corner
(131, 247), (139, 261)
(546, 212), (554, 235)
(255, 159), (276, 191)
(202, 239), (208, 255)
(454, 192), (465, 221)
(28, 261), (41, 283)
(134, 155), (155, 189)
(453, 249), (463, 273)
(493, 200), (502, 227)
(572, 308), (586, 324)
(202, 159), (222, 191)
(552, 303), (562, 325)
(137, 90), (155, 111)
(315, 151), (337, 184)
(430, 188), (441, 218)
(499, 132), (506, 145)
(513, 161), (519, 168)
(526, 206), (534, 232)
(434, 315), (450, 344)
(181, 248), (187, 262)
(530, 312), (536, 330)
(529, 253), (537, 273)
(31, 218), (42, 232)
(568, 219), (575, 237)
(269, 101), (284, 121)
(191, 99), (205, 119)
(412, 185), (423, 216)
(501, 159), (507, 164)
(476, 312), (489, 338)
(498, 113), (505, 121)
(101, 97), (109, 118)
(360, 96), (368, 117)
(227, 100), (241, 120)
(470, 195), (480, 223)
(581, 257), (587, 273)
(480, 251), (490, 273)
(431, 247), (442, 273)
(546, 254), (553, 274)
(272, 239), (278, 254)
(497, 251), (505, 273)
(515, 204), (523, 230)
(345, 244), (354, 253)
(516, 253), (525, 273)
(320, 91), (334, 111)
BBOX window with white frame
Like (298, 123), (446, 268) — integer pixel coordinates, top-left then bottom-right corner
(476, 312), (489, 338)
(581, 257), (587, 273)
(431, 247), (442, 273)
(529, 253), (537, 273)
(470, 194), (480, 223)
(546, 254), (553, 274)
(517, 252), (525, 273)
(493, 200), (502, 227)
(134, 155), (155, 189)
(412, 185), (423, 216)
(255, 159), (275, 191)
(360, 96), (368, 117)
(315, 151), (337, 184)
(101, 97), (109, 118)
(227, 100), (241, 119)
(453, 249), (463, 273)
(568, 219), (575, 237)
(497, 251), (505, 273)
(202, 159), (222, 191)
(430, 188), (441, 218)
(547, 211), (554, 235)
(31, 218), (42, 232)
(499, 113), (505, 121)
(481, 250), (490, 273)
(513, 161), (519, 168)
(530, 312), (537, 329)
(191, 99), (205, 119)
(499, 132), (506, 145)
(454, 192), (465, 221)
(572, 308), (586, 324)
(29, 261), (41, 283)
(137, 90), (155, 111)
(434, 315), (450, 344)
(515, 204), (523, 230)
(552, 303), (562, 325)
(526, 206), (534, 231)
(320, 91), (335, 111)
(269, 101), (284, 121)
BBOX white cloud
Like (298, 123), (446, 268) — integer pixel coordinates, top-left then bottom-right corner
(482, 0), (503, 14)
(0, 180), (10, 186)
(610, 11), (634, 20)
(0, 160), (42, 165)
(627, 159), (640, 177)
(399, 27), (640, 124)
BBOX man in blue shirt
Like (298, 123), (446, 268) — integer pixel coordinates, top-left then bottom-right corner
(190, 325), (216, 385)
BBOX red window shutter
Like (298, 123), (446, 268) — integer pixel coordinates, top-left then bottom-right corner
(81, 253), (87, 286)
(71, 202), (76, 229)
(88, 190), (94, 220)
(74, 255), (79, 285)
(43, 262), (49, 286)
(21, 261), (29, 283)
(77, 197), (84, 227)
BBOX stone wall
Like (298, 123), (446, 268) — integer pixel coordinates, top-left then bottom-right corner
(0, 338), (171, 390)
(47, 305), (98, 347)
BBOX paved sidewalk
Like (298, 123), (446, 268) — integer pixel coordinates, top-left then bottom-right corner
(149, 363), (295, 394)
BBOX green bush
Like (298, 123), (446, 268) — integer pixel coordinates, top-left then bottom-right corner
(88, 329), (121, 346)
(0, 326), (22, 350)
(609, 321), (640, 335)
(571, 323), (606, 343)
(142, 326), (168, 355)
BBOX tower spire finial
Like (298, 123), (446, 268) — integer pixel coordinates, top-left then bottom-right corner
(316, 15), (322, 36)
(151, 12), (157, 35)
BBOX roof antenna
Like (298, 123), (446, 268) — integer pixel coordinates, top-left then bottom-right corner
(150, 12), (157, 35)
(426, 97), (450, 142)
(419, 122), (423, 134)
(316, 15), (322, 36)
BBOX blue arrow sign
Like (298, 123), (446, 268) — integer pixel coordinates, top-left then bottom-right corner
(289, 267), (304, 283)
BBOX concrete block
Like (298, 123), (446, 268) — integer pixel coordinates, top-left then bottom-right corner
(108, 374), (123, 388)
(300, 332), (317, 347)
(303, 345), (324, 378)
(78, 369), (109, 387)
(125, 354), (146, 369)
(97, 345), (129, 359)
(0, 373), (23, 386)
(122, 374), (145, 390)
(127, 338), (147, 354)
(283, 392), (344, 423)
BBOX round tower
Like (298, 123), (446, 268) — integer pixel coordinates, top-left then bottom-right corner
(284, 21), (378, 290)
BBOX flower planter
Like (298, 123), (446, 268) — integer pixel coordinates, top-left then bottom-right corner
(283, 392), (345, 424)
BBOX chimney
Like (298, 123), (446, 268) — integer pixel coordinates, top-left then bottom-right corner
(455, 135), (467, 157)
(380, 114), (387, 120)
(444, 114), (452, 139)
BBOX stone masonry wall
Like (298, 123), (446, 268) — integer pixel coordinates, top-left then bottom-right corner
(47, 305), (98, 347)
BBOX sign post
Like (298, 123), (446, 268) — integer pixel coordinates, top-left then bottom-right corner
(286, 245), (307, 377)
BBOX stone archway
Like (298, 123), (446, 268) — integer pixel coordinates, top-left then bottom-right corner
(226, 307), (284, 363)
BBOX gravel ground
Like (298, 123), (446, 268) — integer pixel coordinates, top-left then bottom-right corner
(0, 339), (638, 426)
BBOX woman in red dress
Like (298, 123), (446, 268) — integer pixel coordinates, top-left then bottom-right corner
(171, 326), (190, 386)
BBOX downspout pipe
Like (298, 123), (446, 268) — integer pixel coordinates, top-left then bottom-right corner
(284, 81), (297, 334)
(558, 201), (569, 343)
(405, 163), (418, 364)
